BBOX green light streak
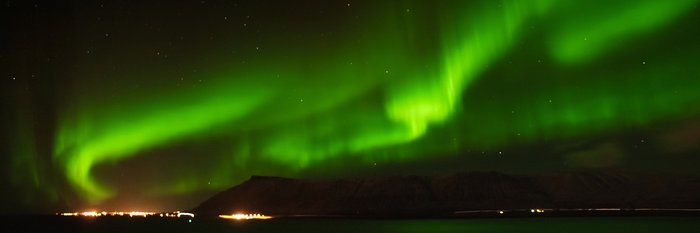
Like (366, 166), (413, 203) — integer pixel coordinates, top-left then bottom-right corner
(55, 81), (272, 202)
(46, 0), (700, 204)
(8, 110), (60, 208)
(386, 0), (553, 138)
(551, 0), (698, 64)
(452, 63), (700, 148)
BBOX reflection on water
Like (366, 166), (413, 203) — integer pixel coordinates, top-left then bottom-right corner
(6, 216), (700, 233)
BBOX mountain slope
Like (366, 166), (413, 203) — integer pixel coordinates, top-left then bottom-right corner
(193, 172), (700, 216)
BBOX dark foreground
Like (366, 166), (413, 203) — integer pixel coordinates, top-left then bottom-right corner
(3, 216), (700, 233)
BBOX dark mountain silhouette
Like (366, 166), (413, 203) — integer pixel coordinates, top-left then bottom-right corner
(193, 171), (700, 216)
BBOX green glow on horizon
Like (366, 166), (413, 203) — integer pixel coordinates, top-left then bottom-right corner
(45, 0), (700, 203)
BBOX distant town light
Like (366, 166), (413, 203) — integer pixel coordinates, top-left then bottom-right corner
(57, 211), (194, 218)
(177, 212), (195, 218)
(218, 213), (272, 220)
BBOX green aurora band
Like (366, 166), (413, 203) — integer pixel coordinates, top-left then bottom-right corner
(41, 0), (700, 203)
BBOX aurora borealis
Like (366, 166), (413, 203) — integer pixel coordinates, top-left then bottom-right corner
(3, 0), (700, 213)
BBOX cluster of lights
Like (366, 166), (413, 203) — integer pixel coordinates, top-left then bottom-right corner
(57, 211), (195, 218)
(456, 209), (550, 215)
(157, 211), (194, 218)
(58, 211), (156, 217)
(218, 213), (272, 220)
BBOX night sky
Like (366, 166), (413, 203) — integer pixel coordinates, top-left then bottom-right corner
(2, 0), (700, 214)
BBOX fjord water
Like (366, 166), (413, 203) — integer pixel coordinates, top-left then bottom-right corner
(9, 217), (700, 233)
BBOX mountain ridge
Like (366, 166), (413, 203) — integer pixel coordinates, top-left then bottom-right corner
(193, 171), (700, 216)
